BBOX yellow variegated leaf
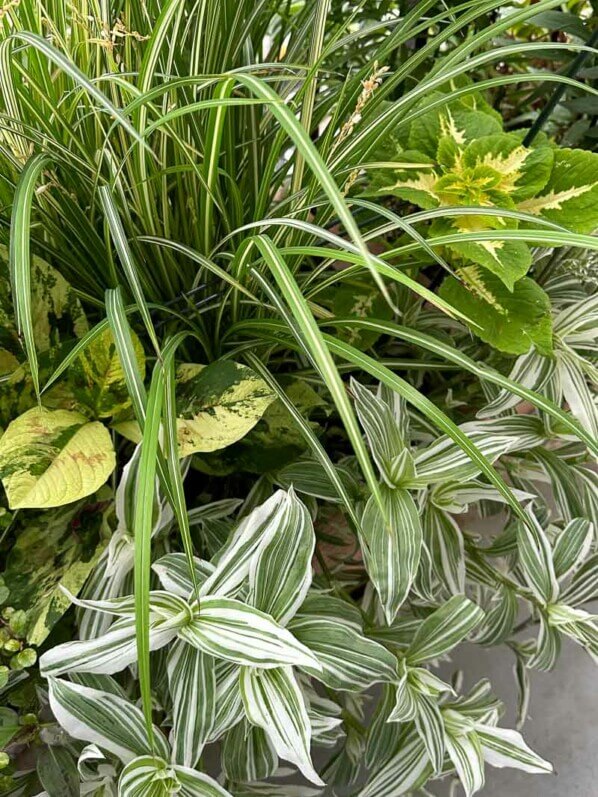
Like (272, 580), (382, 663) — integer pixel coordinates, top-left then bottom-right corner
(176, 360), (277, 456)
(113, 360), (277, 457)
(0, 407), (115, 509)
(69, 328), (146, 418)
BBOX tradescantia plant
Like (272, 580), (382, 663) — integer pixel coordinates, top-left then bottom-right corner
(0, 1), (597, 796)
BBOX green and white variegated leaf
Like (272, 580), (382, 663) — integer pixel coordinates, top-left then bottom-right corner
(222, 721), (278, 783)
(153, 553), (215, 599)
(167, 639), (215, 768)
(40, 591), (189, 676)
(516, 510), (559, 605)
(47, 678), (169, 764)
(209, 662), (243, 742)
(119, 756), (232, 797)
(476, 725), (552, 774)
(475, 586), (518, 647)
(365, 684), (404, 771)
(424, 506), (465, 595)
(240, 666), (324, 786)
(552, 518), (594, 581)
(180, 596), (321, 670)
(199, 491), (285, 598)
(357, 730), (432, 797)
(295, 593), (363, 632)
(477, 350), (555, 419)
(553, 292), (598, 341)
(414, 694), (446, 775)
(248, 488), (314, 625)
(528, 612), (561, 672)
(445, 730), (485, 797)
(518, 148), (598, 234)
(360, 484), (423, 624)
(406, 595), (485, 665)
(175, 360), (276, 456)
(558, 348), (598, 441)
(561, 553), (598, 607)
(387, 668), (418, 723)
(351, 379), (412, 487)
(410, 417), (545, 488)
(0, 406), (115, 509)
(287, 616), (397, 691)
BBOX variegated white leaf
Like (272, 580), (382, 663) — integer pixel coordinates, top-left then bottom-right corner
(180, 596), (321, 669)
(47, 678), (169, 764)
(240, 666), (324, 786)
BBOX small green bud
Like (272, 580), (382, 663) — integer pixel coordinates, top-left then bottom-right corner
(8, 610), (27, 637)
(3, 639), (20, 654)
(10, 649), (36, 670)
(0, 752), (9, 770)
(19, 713), (37, 726)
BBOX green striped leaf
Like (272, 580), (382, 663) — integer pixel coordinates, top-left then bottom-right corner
(9, 153), (49, 398)
(358, 731), (432, 797)
(199, 491), (286, 598)
(222, 721), (277, 783)
(351, 379), (412, 487)
(561, 553), (598, 607)
(118, 755), (232, 797)
(407, 595), (484, 664)
(153, 553), (215, 598)
(414, 694), (445, 775)
(248, 488), (315, 625)
(167, 640), (215, 768)
(47, 678), (169, 764)
(516, 510), (559, 605)
(477, 725), (552, 774)
(360, 484), (423, 624)
(528, 612), (561, 671)
(180, 597), (321, 670)
(445, 730), (485, 797)
(552, 518), (594, 581)
(240, 666), (324, 786)
(287, 616), (397, 690)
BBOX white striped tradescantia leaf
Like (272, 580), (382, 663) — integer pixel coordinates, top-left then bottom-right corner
(351, 378), (414, 487)
(222, 720), (278, 783)
(209, 662), (244, 741)
(153, 553), (216, 598)
(414, 694), (446, 775)
(167, 639), (215, 768)
(445, 730), (486, 797)
(199, 490), (286, 598)
(239, 666), (324, 786)
(406, 595), (485, 665)
(360, 484), (423, 624)
(47, 678), (169, 764)
(248, 487), (315, 625)
(516, 509), (559, 605)
(476, 725), (552, 774)
(552, 518), (594, 581)
(179, 597), (321, 670)
(40, 591), (190, 676)
(287, 616), (397, 690)
(119, 756), (232, 797)
(357, 730), (432, 797)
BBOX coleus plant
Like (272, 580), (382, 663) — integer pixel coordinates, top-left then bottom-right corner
(367, 84), (598, 355)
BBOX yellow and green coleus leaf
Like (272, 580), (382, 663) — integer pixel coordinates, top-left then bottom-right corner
(0, 407), (116, 509)
(439, 270), (553, 356)
(518, 148), (598, 233)
(68, 327), (146, 418)
(406, 90), (503, 159)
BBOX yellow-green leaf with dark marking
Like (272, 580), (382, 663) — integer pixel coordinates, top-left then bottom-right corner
(0, 407), (115, 508)
(176, 360), (277, 456)
(68, 327), (146, 418)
